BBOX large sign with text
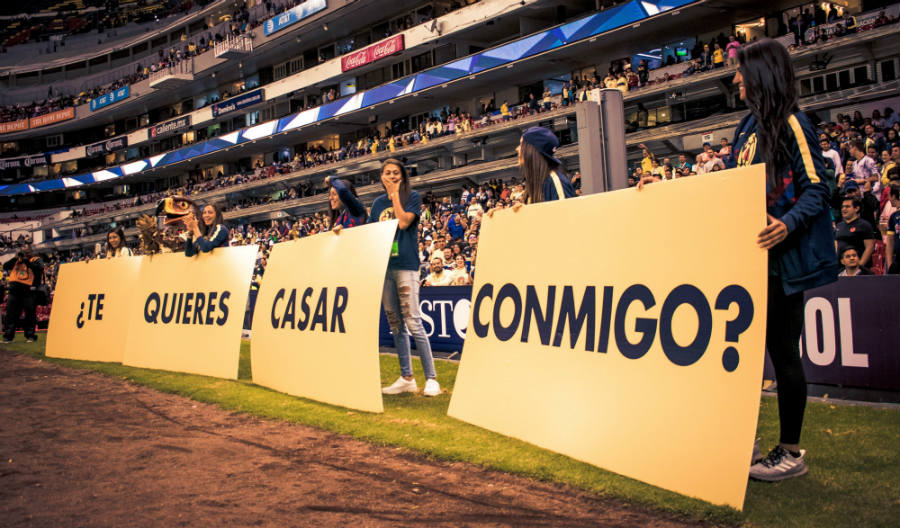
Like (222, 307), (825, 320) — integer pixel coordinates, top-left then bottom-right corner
(149, 115), (191, 138)
(211, 89), (265, 118)
(341, 35), (405, 72)
(0, 154), (48, 171)
(793, 276), (899, 391)
(85, 136), (128, 158)
(263, 0), (327, 36)
(122, 246), (257, 379)
(448, 165), (768, 509)
(29, 107), (75, 129)
(90, 86), (131, 112)
(0, 119), (29, 134)
(379, 285), (469, 352)
(251, 221), (398, 413)
(45, 258), (141, 362)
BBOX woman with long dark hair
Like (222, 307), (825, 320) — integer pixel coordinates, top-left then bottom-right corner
(105, 227), (132, 258)
(732, 38), (839, 481)
(368, 158), (440, 397)
(519, 126), (576, 204)
(324, 176), (366, 232)
(184, 203), (229, 256)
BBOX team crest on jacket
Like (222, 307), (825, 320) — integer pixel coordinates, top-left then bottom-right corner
(379, 207), (395, 222)
(738, 132), (757, 167)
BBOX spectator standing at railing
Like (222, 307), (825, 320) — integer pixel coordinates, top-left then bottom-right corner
(699, 44), (712, 71)
(639, 143), (655, 175)
(731, 38), (839, 482)
(712, 43), (725, 68)
(637, 59), (649, 86)
(726, 35), (741, 67)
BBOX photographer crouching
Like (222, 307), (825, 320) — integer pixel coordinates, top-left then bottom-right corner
(2, 244), (44, 343)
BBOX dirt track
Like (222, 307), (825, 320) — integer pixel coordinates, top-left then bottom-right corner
(0, 349), (704, 527)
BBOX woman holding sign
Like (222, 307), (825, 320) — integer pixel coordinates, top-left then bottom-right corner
(325, 176), (367, 233)
(184, 203), (229, 256)
(731, 38), (839, 481)
(487, 127), (576, 217)
(369, 158), (441, 397)
(519, 126), (576, 203)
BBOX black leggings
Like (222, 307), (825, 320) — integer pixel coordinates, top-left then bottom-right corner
(766, 278), (807, 445)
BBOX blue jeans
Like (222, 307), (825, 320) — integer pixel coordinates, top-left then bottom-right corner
(382, 269), (436, 379)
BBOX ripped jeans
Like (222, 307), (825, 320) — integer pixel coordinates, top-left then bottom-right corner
(382, 269), (436, 380)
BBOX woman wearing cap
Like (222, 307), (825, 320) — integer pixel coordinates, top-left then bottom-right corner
(184, 203), (228, 256)
(324, 176), (366, 233)
(369, 158), (441, 397)
(731, 38), (839, 482)
(518, 126), (576, 204)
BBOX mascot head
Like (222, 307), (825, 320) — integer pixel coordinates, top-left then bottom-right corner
(137, 196), (197, 254)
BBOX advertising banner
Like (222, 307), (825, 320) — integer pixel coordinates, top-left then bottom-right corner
(791, 276), (899, 391)
(45, 258), (141, 362)
(448, 165), (768, 509)
(89, 86), (131, 112)
(0, 154), (48, 171)
(0, 119), (29, 134)
(149, 115), (191, 139)
(341, 35), (405, 72)
(122, 246), (257, 379)
(85, 136), (128, 158)
(211, 89), (265, 118)
(263, 0), (327, 36)
(379, 285), (470, 352)
(251, 221), (398, 413)
(29, 107), (75, 129)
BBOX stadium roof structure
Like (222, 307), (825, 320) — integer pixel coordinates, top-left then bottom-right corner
(0, 0), (696, 197)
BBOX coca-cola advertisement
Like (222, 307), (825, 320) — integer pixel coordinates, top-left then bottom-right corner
(341, 35), (404, 72)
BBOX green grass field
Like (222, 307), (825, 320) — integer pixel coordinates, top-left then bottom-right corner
(4, 335), (898, 527)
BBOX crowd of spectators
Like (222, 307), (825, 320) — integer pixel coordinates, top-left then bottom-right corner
(0, 0), (213, 50)
(0, 0), (475, 128)
(53, 96), (560, 232)
(636, 106), (900, 276)
(789, 7), (897, 47)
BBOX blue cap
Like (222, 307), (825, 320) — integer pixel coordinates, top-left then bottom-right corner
(842, 179), (859, 192)
(521, 126), (561, 166)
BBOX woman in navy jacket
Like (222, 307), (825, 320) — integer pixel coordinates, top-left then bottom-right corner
(184, 203), (228, 256)
(730, 38), (839, 482)
(325, 176), (367, 232)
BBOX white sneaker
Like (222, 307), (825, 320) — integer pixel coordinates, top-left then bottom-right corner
(382, 377), (417, 395)
(423, 378), (441, 397)
(749, 445), (808, 482)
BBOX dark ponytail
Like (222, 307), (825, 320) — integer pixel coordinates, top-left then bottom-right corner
(737, 38), (797, 200)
